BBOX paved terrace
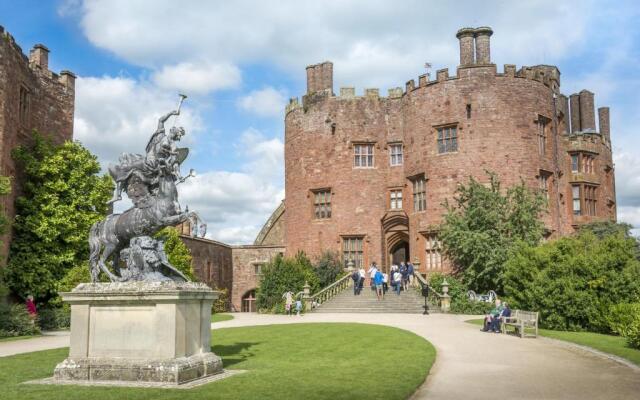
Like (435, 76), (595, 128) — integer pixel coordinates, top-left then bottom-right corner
(1, 313), (639, 399)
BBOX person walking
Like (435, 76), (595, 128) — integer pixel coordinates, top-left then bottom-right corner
(25, 295), (37, 325)
(400, 262), (409, 291)
(407, 261), (415, 287)
(351, 269), (361, 295)
(358, 267), (366, 294)
(373, 269), (385, 300)
(367, 262), (378, 291)
(282, 291), (294, 315)
(382, 271), (389, 294)
(393, 270), (402, 295)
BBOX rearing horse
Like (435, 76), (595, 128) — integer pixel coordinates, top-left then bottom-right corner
(88, 170), (194, 282)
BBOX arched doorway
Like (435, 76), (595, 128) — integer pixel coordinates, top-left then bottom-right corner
(390, 239), (409, 266)
(241, 289), (257, 312)
(381, 211), (410, 271)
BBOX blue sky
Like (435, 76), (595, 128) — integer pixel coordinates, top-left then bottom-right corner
(2, 0), (640, 242)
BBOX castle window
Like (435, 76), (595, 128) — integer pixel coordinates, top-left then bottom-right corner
(424, 233), (442, 270)
(571, 154), (579, 172)
(437, 126), (458, 154)
(389, 143), (403, 166)
(254, 263), (265, 276)
(19, 85), (29, 125)
(572, 185), (581, 215)
(312, 189), (331, 219)
(538, 171), (550, 201)
(584, 185), (597, 216)
(354, 143), (374, 168)
(412, 176), (426, 212)
(342, 236), (363, 268)
(582, 154), (595, 174)
(390, 189), (403, 210)
(466, 104), (471, 119)
(537, 116), (549, 155)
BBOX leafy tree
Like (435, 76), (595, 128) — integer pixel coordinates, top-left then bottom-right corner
(428, 273), (493, 315)
(439, 172), (545, 293)
(314, 251), (344, 288)
(3, 135), (113, 301)
(155, 227), (195, 280)
(256, 252), (320, 313)
(503, 230), (640, 332)
(0, 175), (10, 250)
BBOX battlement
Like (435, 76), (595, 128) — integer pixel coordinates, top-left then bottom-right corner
(0, 25), (75, 89)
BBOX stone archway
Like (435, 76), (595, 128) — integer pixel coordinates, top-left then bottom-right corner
(381, 211), (410, 272)
(241, 289), (257, 312)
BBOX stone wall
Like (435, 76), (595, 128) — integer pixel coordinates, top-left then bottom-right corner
(284, 27), (615, 276)
(230, 245), (284, 311)
(253, 200), (285, 246)
(0, 27), (75, 258)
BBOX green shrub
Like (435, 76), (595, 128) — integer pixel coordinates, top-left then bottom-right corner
(608, 303), (640, 349)
(212, 287), (229, 313)
(256, 252), (320, 313)
(37, 307), (70, 331)
(428, 273), (493, 315)
(504, 230), (640, 332)
(0, 303), (40, 337)
(314, 251), (344, 288)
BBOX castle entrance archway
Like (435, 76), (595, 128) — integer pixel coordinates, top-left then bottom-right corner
(381, 211), (410, 272)
(241, 289), (257, 312)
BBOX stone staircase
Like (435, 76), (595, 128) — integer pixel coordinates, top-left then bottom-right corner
(313, 283), (439, 314)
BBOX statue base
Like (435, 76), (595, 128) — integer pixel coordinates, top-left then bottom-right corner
(52, 282), (223, 386)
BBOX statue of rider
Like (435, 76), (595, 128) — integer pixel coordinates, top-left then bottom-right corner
(107, 108), (185, 205)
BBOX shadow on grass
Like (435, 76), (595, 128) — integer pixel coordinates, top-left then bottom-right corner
(212, 341), (261, 368)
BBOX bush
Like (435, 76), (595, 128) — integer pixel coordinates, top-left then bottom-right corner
(256, 252), (320, 313)
(504, 230), (640, 332)
(608, 303), (640, 349)
(428, 273), (493, 315)
(37, 307), (70, 331)
(314, 251), (344, 288)
(0, 303), (40, 338)
(213, 287), (229, 313)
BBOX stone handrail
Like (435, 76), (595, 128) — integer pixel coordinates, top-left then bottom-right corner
(303, 273), (352, 310)
(411, 272), (447, 311)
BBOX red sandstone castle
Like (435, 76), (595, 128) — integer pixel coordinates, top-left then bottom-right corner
(281, 26), (616, 274)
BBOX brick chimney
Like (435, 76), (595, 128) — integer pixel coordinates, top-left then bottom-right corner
(306, 61), (333, 95)
(474, 27), (493, 65)
(579, 90), (596, 132)
(29, 44), (49, 69)
(598, 107), (610, 140)
(456, 27), (475, 66)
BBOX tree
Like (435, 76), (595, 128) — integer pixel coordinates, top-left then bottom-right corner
(314, 251), (344, 288)
(439, 172), (545, 293)
(256, 252), (320, 313)
(3, 135), (113, 301)
(154, 227), (195, 280)
(504, 230), (640, 332)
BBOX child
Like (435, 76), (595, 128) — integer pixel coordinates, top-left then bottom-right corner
(295, 299), (303, 316)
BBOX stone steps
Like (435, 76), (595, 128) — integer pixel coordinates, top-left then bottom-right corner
(313, 284), (440, 314)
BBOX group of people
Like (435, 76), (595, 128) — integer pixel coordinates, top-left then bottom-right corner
(350, 261), (415, 300)
(481, 299), (512, 333)
(282, 291), (303, 316)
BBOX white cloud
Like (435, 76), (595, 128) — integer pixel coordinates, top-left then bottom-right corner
(74, 75), (202, 167)
(153, 62), (241, 95)
(237, 87), (287, 117)
(73, 0), (599, 90)
(237, 128), (284, 182)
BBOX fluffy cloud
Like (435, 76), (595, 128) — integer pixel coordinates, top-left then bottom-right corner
(74, 75), (202, 167)
(237, 87), (287, 117)
(153, 62), (241, 94)
(72, 0), (598, 90)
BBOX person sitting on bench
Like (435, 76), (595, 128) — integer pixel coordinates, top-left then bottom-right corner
(490, 302), (512, 332)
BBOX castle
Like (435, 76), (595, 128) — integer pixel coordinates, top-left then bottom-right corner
(281, 26), (616, 273)
(0, 27), (75, 256)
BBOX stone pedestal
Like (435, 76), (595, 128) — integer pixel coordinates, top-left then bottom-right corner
(53, 281), (223, 386)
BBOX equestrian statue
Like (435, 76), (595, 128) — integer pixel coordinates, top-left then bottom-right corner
(89, 95), (200, 282)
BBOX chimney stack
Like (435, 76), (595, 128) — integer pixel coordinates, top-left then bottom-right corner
(569, 93), (581, 133)
(29, 44), (49, 69)
(456, 28), (475, 66)
(598, 107), (610, 140)
(474, 27), (493, 64)
(306, 61), (333, 95)
(579, 90), (596, 132)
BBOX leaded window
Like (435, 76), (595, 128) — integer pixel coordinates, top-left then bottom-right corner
(424, 233), (442, 270)
(437, 126), (458, 154)
(354, 144), (374, 168)
(572, 185), (581, 215)
(390, 189), (403, 210)
(413, 177), (426, 212)
(390, 143), (403, 166)
(342, 237), (363, 268)
(538, 117), (548, 155)
(313, 189), (331, 219)
(584, 185), (597, 216)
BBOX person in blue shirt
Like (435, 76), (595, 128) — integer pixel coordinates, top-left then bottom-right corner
(373, 269), (385, 300)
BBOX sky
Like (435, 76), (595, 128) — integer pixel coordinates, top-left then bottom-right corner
(1, 0), (640, 242)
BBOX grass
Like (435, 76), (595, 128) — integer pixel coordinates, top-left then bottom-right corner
(2, 323), (435, 400)
(211, 313), (234, 323)
(466, 318), (640, 366)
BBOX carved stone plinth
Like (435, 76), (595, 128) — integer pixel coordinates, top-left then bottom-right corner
(53, 282), (223, 386)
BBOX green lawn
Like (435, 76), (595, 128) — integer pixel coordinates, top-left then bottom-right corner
(466, 318), (640, 366)
(211, 313), (234, 323)
(3, 323), (435, 400)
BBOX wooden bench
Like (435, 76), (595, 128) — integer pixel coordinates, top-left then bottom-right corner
(501, 310), (539, 338)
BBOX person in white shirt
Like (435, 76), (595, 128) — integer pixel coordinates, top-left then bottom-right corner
(382, 272), (389, 294)
(282, 291), (294, 315)
(393, 271), (402, 295)
(367, 262), (378, 290)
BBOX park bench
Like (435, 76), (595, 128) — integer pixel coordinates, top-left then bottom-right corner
(501, 310), (539, 338)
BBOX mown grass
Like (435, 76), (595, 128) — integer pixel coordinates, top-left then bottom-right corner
(211, 313), (234, 323)
(466, 318), (640, 366)
(4, 323), (435, 400)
